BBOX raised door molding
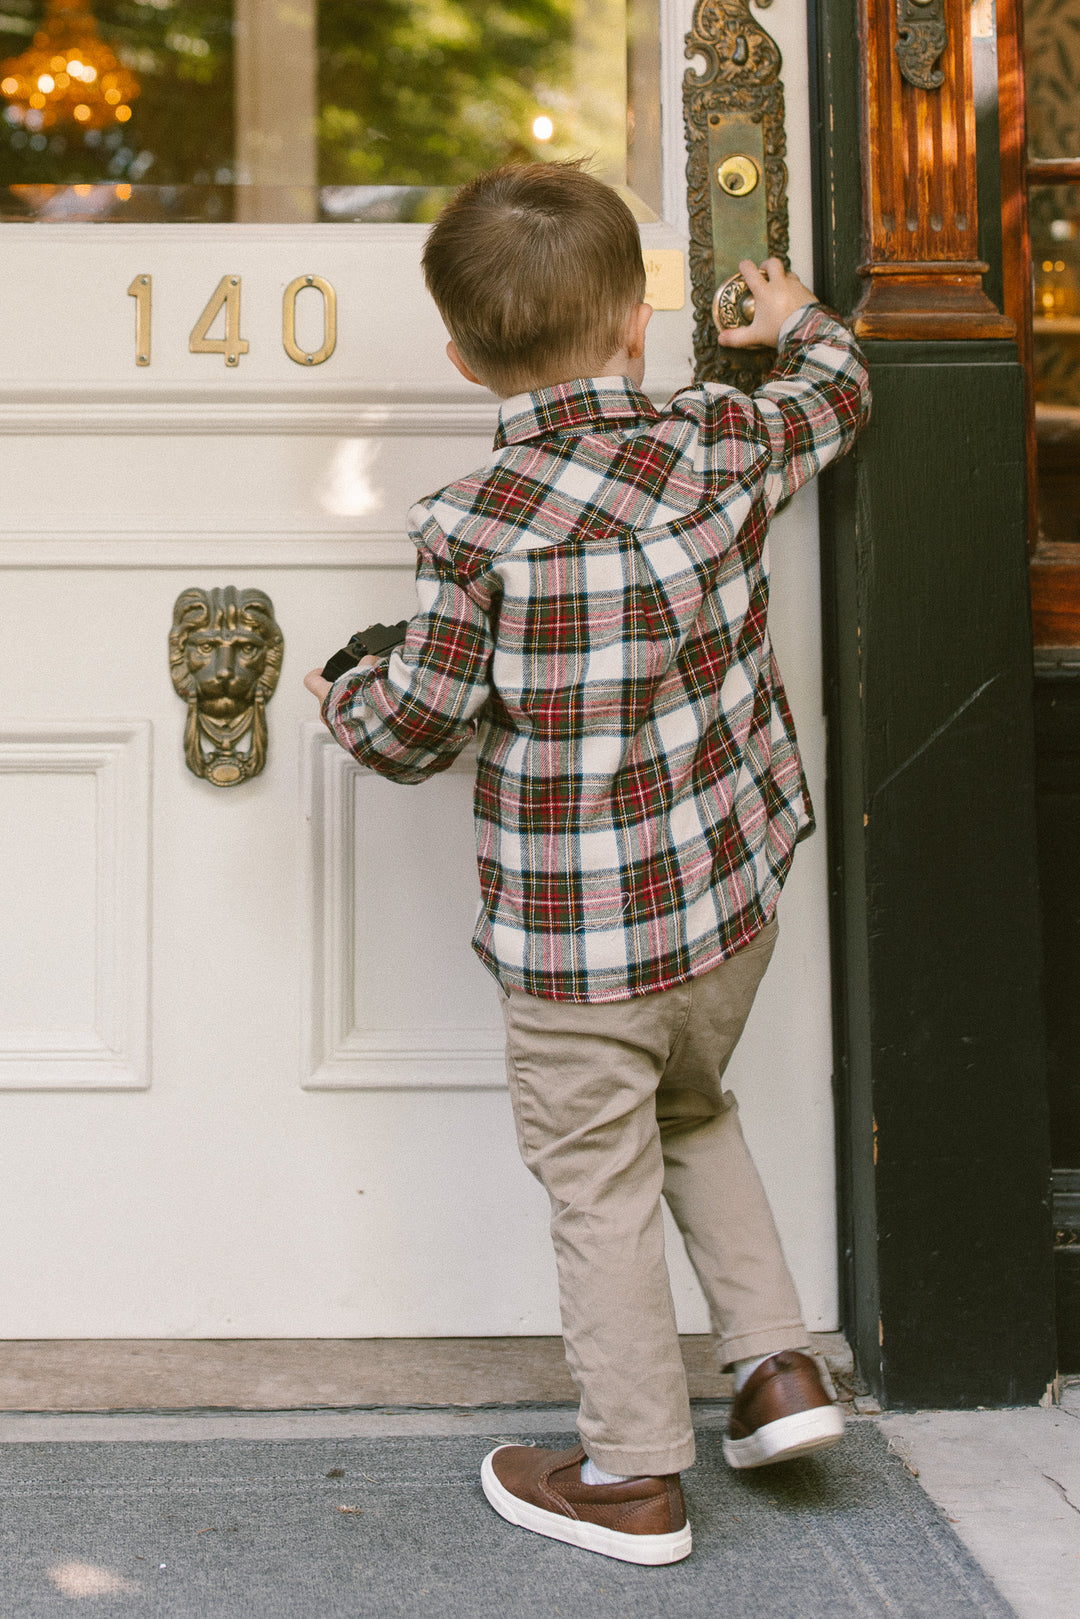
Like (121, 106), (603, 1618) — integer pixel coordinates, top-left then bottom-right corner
(0, 722), (151, 1089)
(301, 724), (504, 1090)
(0, 532), (418, 570)
(0, 394), (501, 439)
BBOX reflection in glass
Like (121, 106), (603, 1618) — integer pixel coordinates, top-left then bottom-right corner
(0, 0), (660, 222)
(1023, 0), (1080, 568)
(0, 0), (140, 130)
(1023, 0), (1080, 163)
(1025, 0), (1080, 411)
(1030, 188), (1080, 549)
(1030, 189), (1080, 410)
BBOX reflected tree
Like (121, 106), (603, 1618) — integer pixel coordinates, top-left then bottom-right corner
(317, 0), (573, 193)
(0, 0), (604, 210)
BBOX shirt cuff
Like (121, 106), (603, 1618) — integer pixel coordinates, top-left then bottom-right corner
(320, 663), (370, 723)
(778, 302), (821, 348)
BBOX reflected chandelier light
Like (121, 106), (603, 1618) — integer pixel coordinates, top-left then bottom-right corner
(0, 0), (139, 131)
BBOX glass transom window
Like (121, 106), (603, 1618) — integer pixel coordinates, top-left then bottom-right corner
(0, 0), (661, 222)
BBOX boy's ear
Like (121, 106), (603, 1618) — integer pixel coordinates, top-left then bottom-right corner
(446, 340), (484, 386)
(625, 302), (653, 359)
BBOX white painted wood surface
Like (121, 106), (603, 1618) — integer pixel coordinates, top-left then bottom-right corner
(0, 0), (837, 1340)
(0, 724), (151, 1090)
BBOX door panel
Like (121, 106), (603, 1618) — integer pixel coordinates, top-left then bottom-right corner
(0, 721), (150, 1090)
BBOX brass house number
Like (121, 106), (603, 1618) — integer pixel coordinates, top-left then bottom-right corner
(126, 274), (337, 367)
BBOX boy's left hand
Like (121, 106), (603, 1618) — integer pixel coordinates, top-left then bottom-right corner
(304, 669), (332, 703)
(303, 653), (381, 705)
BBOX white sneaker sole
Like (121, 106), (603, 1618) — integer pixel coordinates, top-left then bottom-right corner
(723, 1404), (846, 1470)
(480, 1449), (692, 1565)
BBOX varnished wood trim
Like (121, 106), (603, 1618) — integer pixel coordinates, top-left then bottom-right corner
(1031, 542), (1080, 647)
(861, 0), (979, 262)
(1026, 160), (1080, 184)
(855, 0), (1010, 338)
(858, 259), (993, 276)
(853, 267), (1014, 339)
(997, 0), (1036, 546)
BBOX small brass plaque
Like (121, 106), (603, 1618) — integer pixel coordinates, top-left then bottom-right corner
(643, 250), (686, 311)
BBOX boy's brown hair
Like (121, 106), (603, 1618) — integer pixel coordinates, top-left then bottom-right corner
(422, 161), (646, 397)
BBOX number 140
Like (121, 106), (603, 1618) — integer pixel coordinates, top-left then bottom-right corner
(126, 274), (337, 368)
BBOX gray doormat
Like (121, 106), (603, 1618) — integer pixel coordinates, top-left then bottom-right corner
(0, 1424), (1015, 1619)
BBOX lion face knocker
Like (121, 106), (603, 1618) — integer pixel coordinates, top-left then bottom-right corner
(169, 587), (284, 786)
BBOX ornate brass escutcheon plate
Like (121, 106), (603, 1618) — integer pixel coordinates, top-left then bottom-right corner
(683, 0), (790, 386)
(169, 586), (284, 786)
(895, 0), (947, 91)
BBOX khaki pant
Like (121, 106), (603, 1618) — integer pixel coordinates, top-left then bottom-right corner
(500, 917), (809, 1476)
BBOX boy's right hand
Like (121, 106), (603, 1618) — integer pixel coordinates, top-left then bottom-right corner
(715, 258), (817, 350)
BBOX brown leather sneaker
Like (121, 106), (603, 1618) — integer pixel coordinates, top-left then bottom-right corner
(723, 1350), (845, 1469)
(480, 1444), (692, 1564)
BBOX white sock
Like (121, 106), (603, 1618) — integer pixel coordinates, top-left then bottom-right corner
(581, 1456), (634, 1485)
(733, 1353), (773, 1392)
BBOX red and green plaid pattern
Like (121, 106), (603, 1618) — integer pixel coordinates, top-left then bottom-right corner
(323, 304), (870, 1001)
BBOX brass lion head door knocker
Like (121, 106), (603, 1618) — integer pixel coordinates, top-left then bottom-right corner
(169, 586), (283, 786)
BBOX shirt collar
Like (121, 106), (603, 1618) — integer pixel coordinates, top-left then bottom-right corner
(494, 376), (660, 448)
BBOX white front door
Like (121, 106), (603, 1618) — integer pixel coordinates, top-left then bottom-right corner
(0, 0), (838, 1340)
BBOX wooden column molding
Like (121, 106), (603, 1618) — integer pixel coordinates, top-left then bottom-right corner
(854, 0), (1014, 339)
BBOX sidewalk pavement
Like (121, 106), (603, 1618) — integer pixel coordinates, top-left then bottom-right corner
(878, 1378), (1080, 1619)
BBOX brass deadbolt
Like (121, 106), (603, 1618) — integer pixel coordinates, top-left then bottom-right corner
(716, 154), (761, 197)
(712, 274), (757, 331)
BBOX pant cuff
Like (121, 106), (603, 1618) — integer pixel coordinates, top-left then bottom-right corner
(581, 1431), (696, 1477)
(717, 1323), (810, 1371)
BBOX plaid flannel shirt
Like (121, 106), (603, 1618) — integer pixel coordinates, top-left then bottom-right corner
(323, 303), (870, 1002)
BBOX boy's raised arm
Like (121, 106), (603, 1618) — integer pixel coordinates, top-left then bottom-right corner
(714, 257), (871, 516)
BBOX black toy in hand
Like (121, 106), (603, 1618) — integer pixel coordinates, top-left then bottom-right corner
(321, 620), (409, 681)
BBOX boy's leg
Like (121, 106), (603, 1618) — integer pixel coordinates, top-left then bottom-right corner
(655, 918), (810, 1365)
(500, 984), (695, 1479)
(655, 919), (843, 1467)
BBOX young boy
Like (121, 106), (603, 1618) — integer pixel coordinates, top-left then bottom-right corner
(305, 161), (870, 1567)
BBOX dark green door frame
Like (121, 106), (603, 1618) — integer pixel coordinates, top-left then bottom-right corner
(808, 0), (1058, 1405)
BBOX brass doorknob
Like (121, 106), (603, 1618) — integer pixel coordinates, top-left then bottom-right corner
(712, 274), (757, 331)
